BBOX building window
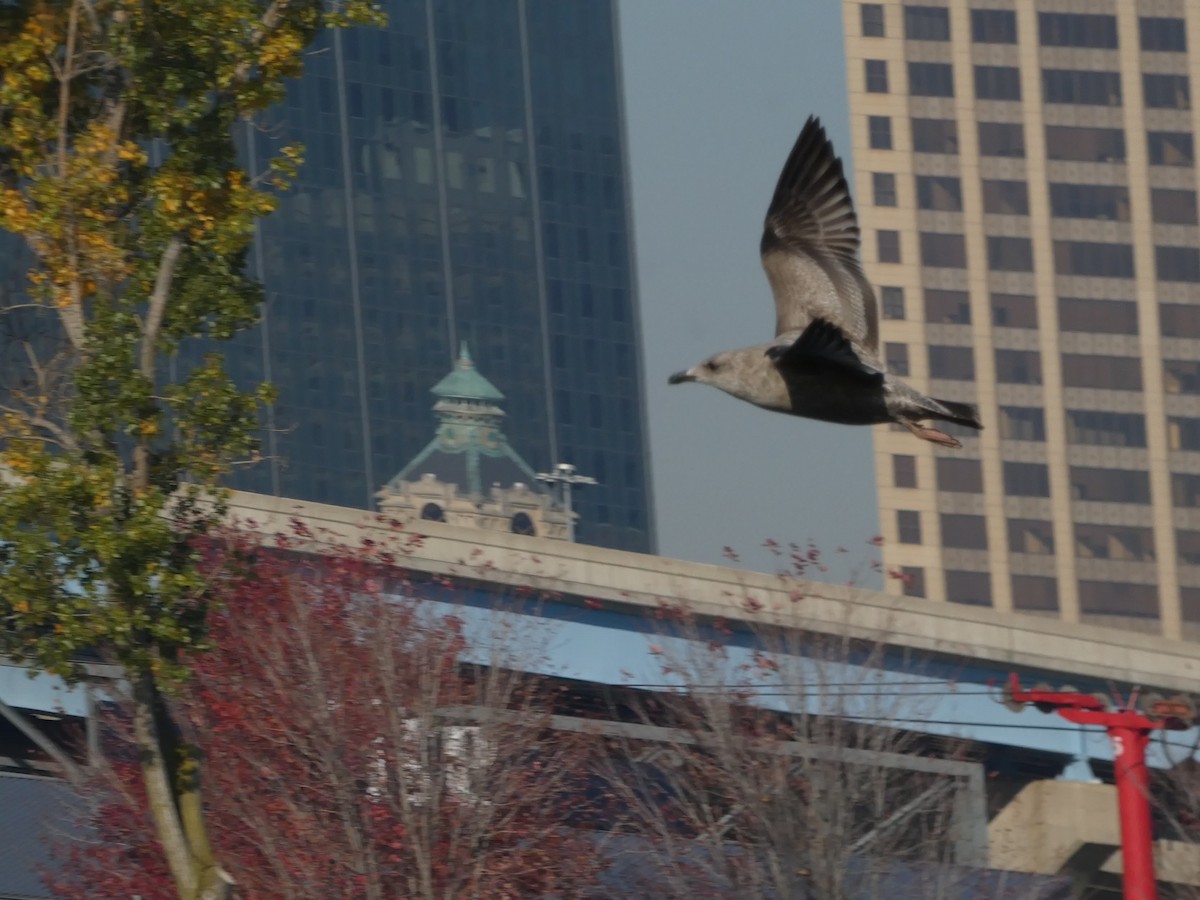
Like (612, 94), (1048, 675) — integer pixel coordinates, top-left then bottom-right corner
(420, 502), (446, 522)
(1076, 524), (1154, 563)
(1168, 416), (1200, 451)
(1009, 519), (1055, 555)
(928, 345), (974, 380)
(1162, 305), (1200, 339)
(1140, 17), (1187, 53)
(1013, 575), (1058, 612)
(999, 406), (1045, 442)
(920, 232), (967, 268)
(1004, 462), (1051, 498)
(916, 175), (962, 211)
(861, 3), (885, 37)
(899, 566), (926, 598)
(925, 289), (970, 324)
(1156, 246), (1200, 283)
(991, 293), (1037, 329)
(1165, 360), (1200, 394)
(987, 236), (1034, 272)
(1049, 183), (1130, 221)
(893, 454), (917, 488)
(1038, 13), (1118, 49)
(942, 514), (988, 549)
(994, 349), (1042, 385)
(1053, 241), (1134, 278)
(912, 118), (958, 154)
(974, 66), (1022, 101)
(981, 180), (1029, 215)
(1046, 125), (1125, 162)
(881, 286), (905, 320)
(1061, 354), (1143, 391)
(977, 121), (1025, 158)
(1147, 131), (1193, 166)
(1058, 297), (1138, 335)
(904, 5), (950, 41)
(877, 229), (901, 263)
(897, 509), (922, 543)
(1173, 473), (1200, 507)
(1070, 466), (1151, 504)
(972, 9), (1017, 44)
(1178, 530), (1200, 564)
(1078, 581), (1159, 619)
(1150, 189), (1198, 225)
(885, 342), (909, 376)
(1067, 410), (1147, 448)
(865, 59), (889, 93)
(1143, 74), (1191, 110)
(1042, 69), (1122, 106)
(946, 571), (991, 606)
(908, 62), (954, 97)
(937, 457), (983, 493)
(868, 115), (893, 149)
(873, 172), (897, 206)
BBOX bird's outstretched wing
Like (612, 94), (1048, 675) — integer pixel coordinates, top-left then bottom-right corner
(760, 116), (880, 356)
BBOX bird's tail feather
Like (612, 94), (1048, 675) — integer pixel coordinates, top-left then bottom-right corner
(923, 398), (983, 431)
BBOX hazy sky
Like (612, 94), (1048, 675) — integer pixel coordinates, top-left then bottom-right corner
(617, 2), (881, 582)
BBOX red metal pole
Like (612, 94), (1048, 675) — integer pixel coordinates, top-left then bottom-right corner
(1110, 724), (1157, 900)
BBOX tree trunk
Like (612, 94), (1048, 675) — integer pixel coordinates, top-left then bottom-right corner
(132, 672), (232, 900)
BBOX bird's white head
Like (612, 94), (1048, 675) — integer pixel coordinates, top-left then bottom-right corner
(668, 351), (737, 389)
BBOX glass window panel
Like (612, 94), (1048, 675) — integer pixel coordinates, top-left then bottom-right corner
(1168, 416), (1200, 451)
(873, 172), (897, 206)
(994, 349), (1042, 384)
(1150, 189), (1198, 225)
(977, 121), (1025, 158)
(1061, 354), (1143, 391)
(912, 118), (959, 154)
(897, 509), (922, 543)
(868, 115), (893, 150)
(937, 457), (983, 493)
(1004, 462), (1051, 497)
(908, 62), (955, 97)
(1164, 360), (1200, 394)
(1009, 519), (1055, 555)
(1049, 183), (1130, 221)
(946, 571), (991, 606)
(974, 66), (1022, 101)
(981, 180), (1029, 215)
(1140, 17), (1186, 52)
(925, 288), (970, 324)
(987, 237), (1034, 272)
(972, 9), (1017, 44)
(999, 406), (1045, 441)
(866, 59), (889, 93)
(1058, 297), (1138, 335)
(1143, 74), (1191, 110)
(1053, 241), (1134, 278)
(1038, 13), (1118, 48)
(893, 454), (917, 488)
(885, 342), (909, 375)
(1160, 304), (1200, 339)
(1078, 581), (1159, 618)
(942, 514), (988, 549)
(916, 175), (962, 211)
(1066, 410), (1147, 447)
(1070, 466), (1151, 504)
(1042, 69), (1122, 106)
(991, 293), (1037, 329)
(1046, 125), (1125, 162)
(904, 6), (950, 41)
(1156, 246), (1200, 283)
(878, 229), (901, 263)
(1013, 575), (1059, 612)
(900, 566), (926, 597)
(861, 3), (885, 37)
(1147, 131), (1193, 166)
(928, 345), (975, 380)
(881, 286), (906, 320)
(920, 232), (967, 268)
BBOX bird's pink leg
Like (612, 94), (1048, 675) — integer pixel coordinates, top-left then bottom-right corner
(901, 419), (962, 449)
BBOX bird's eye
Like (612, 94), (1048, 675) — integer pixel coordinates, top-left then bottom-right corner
(704, 360), (719, 371)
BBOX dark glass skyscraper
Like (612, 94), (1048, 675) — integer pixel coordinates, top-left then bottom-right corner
(228, 0), (654, 551)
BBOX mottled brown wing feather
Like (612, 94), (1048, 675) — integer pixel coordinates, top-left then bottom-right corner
(760, 116), (880, 355)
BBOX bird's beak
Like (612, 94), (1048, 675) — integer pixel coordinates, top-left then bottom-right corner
(668, 369), (695, 385)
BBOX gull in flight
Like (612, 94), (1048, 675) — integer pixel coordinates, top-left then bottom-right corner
(669, 116), (982, 448)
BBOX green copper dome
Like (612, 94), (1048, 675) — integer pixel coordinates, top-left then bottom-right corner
(430, 343), (505, 403)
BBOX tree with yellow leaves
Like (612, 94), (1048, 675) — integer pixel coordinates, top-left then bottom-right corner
(0, 3), (383, 898)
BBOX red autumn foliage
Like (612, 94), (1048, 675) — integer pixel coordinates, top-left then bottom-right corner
(49, 530), (605, 899)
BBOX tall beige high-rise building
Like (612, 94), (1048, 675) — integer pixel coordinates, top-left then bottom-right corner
(843, 1), (1200, 639)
